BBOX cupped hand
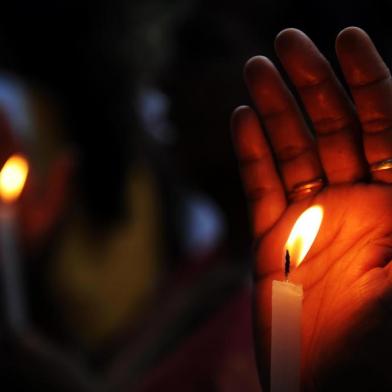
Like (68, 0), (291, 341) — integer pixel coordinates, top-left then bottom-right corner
(232, 27), (392, 391)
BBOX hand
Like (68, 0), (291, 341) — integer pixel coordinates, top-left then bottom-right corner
(232, 27), (392, 391)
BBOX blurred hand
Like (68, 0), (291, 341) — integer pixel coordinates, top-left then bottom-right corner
(0, 108), (74, 247)
(232, 27), (392, 391)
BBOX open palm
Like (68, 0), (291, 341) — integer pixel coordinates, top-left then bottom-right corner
(232, 28), (392, 391)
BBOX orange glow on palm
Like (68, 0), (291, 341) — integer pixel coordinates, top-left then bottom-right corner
(0, 154), (29, 203)
(286, 205), (323, 267)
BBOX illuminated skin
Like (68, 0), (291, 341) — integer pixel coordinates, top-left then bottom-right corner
(232, 27), (392, 391)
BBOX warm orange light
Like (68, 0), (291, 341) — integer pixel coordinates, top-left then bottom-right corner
(286, 205), (323, 267)
(0, 154), (29, 203)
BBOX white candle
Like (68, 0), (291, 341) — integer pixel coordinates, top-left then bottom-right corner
(0, 154), (29, 331)
(271, 279), (303, 392)
(0, 204), (26, 331)
(270, 205), (324, 392)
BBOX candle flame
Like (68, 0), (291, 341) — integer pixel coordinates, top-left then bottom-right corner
(286, 205), (323, 267)
(0, 154), (29, 203)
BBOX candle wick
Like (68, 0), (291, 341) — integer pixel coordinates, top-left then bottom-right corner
(285, 249), (290, 281)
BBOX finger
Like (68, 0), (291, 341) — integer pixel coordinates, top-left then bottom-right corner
(244, 56), (324, 195)
(336, 27), (392, 183)
(275, 28), (367, 183)
(231, 106), (286, 237)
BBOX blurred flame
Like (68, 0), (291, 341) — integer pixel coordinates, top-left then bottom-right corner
(286, 205), (323, 267)
(0, 154), (29, 203)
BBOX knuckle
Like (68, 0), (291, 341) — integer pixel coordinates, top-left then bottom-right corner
(276, 144), (313, 163)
